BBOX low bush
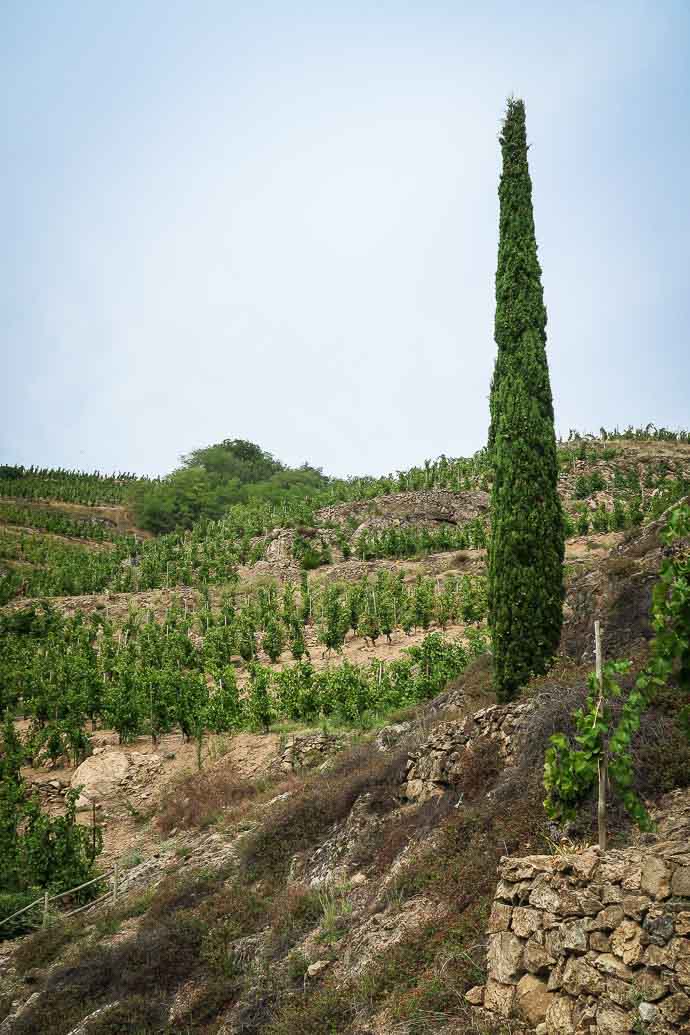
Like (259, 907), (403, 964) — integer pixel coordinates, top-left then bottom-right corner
(88, 995), (168, 1033)
(240, 741), (408, 881)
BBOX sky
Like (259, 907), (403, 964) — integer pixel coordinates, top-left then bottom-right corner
(2, 1), (689, 479)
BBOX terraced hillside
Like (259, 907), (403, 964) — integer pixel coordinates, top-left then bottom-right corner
(0, 431), (688, 1035)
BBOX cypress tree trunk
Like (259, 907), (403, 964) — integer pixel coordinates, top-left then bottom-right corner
(487, 98), (565, 700)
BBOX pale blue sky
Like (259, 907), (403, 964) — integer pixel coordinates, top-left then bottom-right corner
(2, 2), (689, 478)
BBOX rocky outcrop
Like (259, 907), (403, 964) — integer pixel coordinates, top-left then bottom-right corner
(472, 790), (690, 1033)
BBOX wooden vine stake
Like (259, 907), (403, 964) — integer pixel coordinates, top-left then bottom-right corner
(595, 620), (607, 852)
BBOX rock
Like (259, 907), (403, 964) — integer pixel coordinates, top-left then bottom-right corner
(610, 920), (644, 966)
(589, 904), (624, 930)
(464, 985), (484, 1005)
(596, 1003), (634, 1034)
(306, 960), (330, 979)
(589, 931), (611, 952)
(676, 911), (690, 936)
(601, 883), (624, 904)
(524, 938), (555, 975)
(634, 968), (667, 1001)
(350, 872), (367, 887)
(644, 943), (674, 967)
(640, 857), (671, 899)
(659, 991), (690, 1024)
(606, 977), (634, 1007)
(529, 878), (561, 913)
(622, 894), (650, 920)
(637, 1002), (659, 1025)
(70, 752), (129, 802)
(487, 932), (524, 984)
(672, 866), (690, 897)
(545, 995), (576, 1035)
(561, 958), (605, 997)
(643, 911), (675, 945)
(593, 953), (634, 981)
(512, 907), (541, 939)
(515, 974), (553, 1025)
(75, 794), (92, 812)
(483, 979), (515, 1017)
(488, 902), (512, 932)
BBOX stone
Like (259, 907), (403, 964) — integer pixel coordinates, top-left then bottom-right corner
(562, 918), (589, 953)
(644, 943), (673, 968)
(606, 977), (634, 1007)
(622, 868), (642, 892)
(515, 974), (553, 1025)
(487, 932), (524, 984)
(593, 954), (634, 981)
(546, 958), (566, 992)
(306, 960), (330, 979)
(611, 920), (645, 966)
(589, 904), (625, 930)
(561, 957), (605, 996)
(569, 848), (600, 881)
(676, 911), (690, 936)
(545, 995), (576, 1035)
(634, 968), (667, 1001)
(596, 1004), (634, 1034)
(496, 879), (530, 904)
(484, 979), (515, 1017)
(622, 894), (650, 920)
(677, 954), (690, 987)
(637, 1002), (659, 1025)
(529, 878), (561, 913)
(488, 902), (512, 933)
(501, 856), (557, 881)
(590, 931), (611, 952)
(70, 752), (129, 802)
(672, 866), (690, 897)
(511, 907), (541, 939)
(659, 991), (690, 1024)
(643, 910), (675, 946)
(640, 857), (671, 900)
(602, 883), (624, 904)
(524, 938), (556, 975)
(599, 855), (629, 884)
(464, 985), (484, 1005)
(350, 872), (367, 887)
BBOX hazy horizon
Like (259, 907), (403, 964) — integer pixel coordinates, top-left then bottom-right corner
(3, 2), (689, 479)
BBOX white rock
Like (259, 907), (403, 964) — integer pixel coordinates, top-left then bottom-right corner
(70, 752), (129, 802)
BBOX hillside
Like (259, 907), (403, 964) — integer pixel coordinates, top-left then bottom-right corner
(0, 430), (689, 1035)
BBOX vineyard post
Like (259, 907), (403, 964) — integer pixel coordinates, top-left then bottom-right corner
(595, 620), (607, 852)
(42, 891), (49, 928)
(91, 802), (97, 861)
(113, 861), (119, 902)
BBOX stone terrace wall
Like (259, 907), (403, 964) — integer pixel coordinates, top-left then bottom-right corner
(471, 791), (690, 1034)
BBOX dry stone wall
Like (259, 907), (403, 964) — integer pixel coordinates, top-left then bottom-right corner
(403, 701), (536, 802)
(471, 791), (690, 1034)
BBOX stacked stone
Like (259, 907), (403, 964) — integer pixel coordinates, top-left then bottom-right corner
(279, 731), (347, 773)
(404, 701), (535, 802)
(316, 489), (489, 529)
(472, 834), (690, 1034)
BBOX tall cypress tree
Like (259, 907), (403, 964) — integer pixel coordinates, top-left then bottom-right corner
(487, 98), (564, 700)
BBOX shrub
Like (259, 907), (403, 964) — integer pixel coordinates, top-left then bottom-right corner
(240, 742), (408, 881)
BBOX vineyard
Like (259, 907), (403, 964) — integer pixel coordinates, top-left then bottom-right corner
(0, 570), (488, 771)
